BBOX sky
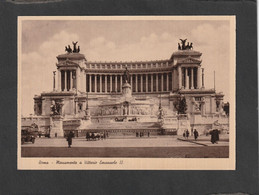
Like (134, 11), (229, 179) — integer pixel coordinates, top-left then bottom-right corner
(20, 17), (234, 116)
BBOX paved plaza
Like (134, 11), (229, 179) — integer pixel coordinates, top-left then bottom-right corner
(22, 135), (229, 148)
(21, 135), (229, 158)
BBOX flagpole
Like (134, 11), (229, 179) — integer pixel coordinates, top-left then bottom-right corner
(214, 71), (215, 91)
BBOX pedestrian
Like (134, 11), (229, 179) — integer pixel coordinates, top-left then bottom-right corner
(86, 132), (90, 141)
(210, 130), (215, 144)
(215, 129), (219, 144)
(183, 132), (186, 139)
(210, 129), (219, 144)
(148, 132), (150, 137)
(67, 131), (74, 148)
(186, 129), (189, 139)
(194, 129), (199, 140)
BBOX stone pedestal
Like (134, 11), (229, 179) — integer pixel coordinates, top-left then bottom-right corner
(84, 109), (91, 120)
(122, 82), (132, 98)
(50, 116), (64, 138)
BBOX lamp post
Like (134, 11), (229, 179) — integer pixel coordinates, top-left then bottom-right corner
(84, 91), (90, 120)
(175, 93), (184, 133)
(53, 71), (56, 91)
(202, 68), (204, 88)
(177, 94), (181, 132)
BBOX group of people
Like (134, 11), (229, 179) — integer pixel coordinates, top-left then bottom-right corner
(136, 132), (150, 138)
(85, 131), (109, 141)
(66, 128), (220, 147)
(66, 131), (110, 147)
(182, 128), (220, 144)
(183, 129), (199, 140)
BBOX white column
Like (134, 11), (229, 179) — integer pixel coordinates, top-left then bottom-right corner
(178, 66), (182, 89)
(140, 74), (143, 92)
(166, 73), (169, 91)
(57, 70), (61, 91)
(151, 74), (153, 92)
(185, 68), (188, 89)
(115, 75), (117, 92)
(110, 75), (112, 92)
(146, 74), (148, 92)
(87, 74), (89, 92)
(83, 70), (86, 92)
(172, 71), (174, 91)
(76, 69), (79, 90)
(161, 73), (164, 92)
(191, 68), (194, 89)
(197, 67), (201, 89)
(135, 74), (138, 92)
(64, 70), (67, 91)
(120, 75), (122, 92)
(100, 75), (102, 93)
(69, 71), (72, 91)
(94, 74), (97, 93)
(105, 75), (107, 93)
(76, 69), (80, 91)
(89, 74), (92, 92)
(156, 73), (158, 92)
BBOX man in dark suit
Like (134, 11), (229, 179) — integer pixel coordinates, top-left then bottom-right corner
(67, 131), (74, 148)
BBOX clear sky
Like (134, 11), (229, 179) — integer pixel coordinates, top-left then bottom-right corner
(20, 17), (233, 116)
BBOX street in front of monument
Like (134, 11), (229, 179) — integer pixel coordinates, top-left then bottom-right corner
(21, 135), (229, 158)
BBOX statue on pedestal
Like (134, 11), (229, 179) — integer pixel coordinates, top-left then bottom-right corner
(50, 100), (63, 116)
(123, 65), (130, 83)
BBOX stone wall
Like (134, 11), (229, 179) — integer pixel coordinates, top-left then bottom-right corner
(190, 114), (229, 135)
(21, 116), (50, 132)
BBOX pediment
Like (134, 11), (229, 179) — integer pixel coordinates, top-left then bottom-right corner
(57, 60), (79, 67)
(178, 56), (201, 64)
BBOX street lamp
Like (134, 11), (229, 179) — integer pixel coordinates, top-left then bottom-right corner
(53, 71), (56, 91)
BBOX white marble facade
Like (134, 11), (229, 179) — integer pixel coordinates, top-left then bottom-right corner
(29, 47), (229, 136)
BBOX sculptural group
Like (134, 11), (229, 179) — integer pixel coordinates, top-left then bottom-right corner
(178, 39), (193, 50)
(50, 100), (63, 116)
(65, 41), (80, 53)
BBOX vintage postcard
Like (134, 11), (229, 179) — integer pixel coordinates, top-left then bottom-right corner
(18, 16), (235, 170)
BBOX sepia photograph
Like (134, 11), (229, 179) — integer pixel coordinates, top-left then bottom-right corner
(18, 16), (235, 170)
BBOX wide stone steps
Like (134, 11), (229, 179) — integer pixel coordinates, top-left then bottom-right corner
(81, 121), (160, 130)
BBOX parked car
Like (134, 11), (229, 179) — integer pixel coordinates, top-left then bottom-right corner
(21, 129), (35, 144)
(86, 132), (104, 141)
(38, 129), (50, 138)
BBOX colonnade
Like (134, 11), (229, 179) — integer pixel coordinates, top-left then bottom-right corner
(178, 67), (200, 89)
(86, 72), (174, 93)
(58, 66), (201, 93)
(59, 70), (77, 91)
